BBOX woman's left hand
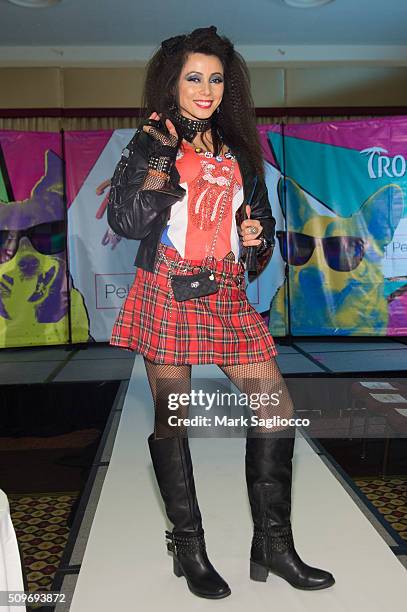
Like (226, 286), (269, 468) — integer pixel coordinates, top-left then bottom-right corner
(240, 205), (263, 247)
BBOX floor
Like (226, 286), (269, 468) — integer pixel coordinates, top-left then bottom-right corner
(1, 338), (407, 385)
(1, 338), (406, 611)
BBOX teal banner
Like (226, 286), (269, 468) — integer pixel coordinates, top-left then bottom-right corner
(260, 118), (407, 336)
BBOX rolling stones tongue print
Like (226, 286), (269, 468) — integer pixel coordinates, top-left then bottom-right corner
(190, 160), (236, 231)
(165, 145), (243, 261)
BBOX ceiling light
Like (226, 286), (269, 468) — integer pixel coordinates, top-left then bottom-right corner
(7, 0), (62, 7)
(283, 0), (334, 7)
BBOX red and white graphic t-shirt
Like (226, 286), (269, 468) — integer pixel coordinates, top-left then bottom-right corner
(159, 141), (244, 260)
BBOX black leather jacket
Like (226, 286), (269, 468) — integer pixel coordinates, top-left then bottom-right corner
(107, 124), (276, 283)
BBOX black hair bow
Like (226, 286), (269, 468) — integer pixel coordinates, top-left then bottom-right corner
(191, 25), (217, 38)
(161, 26), (218, 57)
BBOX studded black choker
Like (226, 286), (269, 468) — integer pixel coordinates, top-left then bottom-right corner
(168, 105), (212, 143)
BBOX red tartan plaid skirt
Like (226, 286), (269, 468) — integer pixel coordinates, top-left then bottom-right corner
(110, 243), (278, 365)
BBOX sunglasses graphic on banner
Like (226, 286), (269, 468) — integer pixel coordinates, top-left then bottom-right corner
(276, 231), (366, 272)
(0, 221), (66, 264)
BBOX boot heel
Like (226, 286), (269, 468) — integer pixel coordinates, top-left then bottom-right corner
(250, 560), (269, 582)
(173, 555), (183, 577)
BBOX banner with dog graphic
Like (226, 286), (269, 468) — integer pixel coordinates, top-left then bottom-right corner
(264, 118), (407, 336)
(65, 129), (140, 343)
(0, 131), (89, 348)
(1, 120), (406, 348)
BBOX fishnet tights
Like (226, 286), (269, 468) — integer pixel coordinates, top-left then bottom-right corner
(218, 360), (295, 435)
(144, 357), (192, 439)
(144, 357), (294, 439)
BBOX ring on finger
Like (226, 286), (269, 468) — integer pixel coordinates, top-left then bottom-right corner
(248, 226), (258, 235)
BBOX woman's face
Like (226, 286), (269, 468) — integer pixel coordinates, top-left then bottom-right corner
(175, 52), (224, 121)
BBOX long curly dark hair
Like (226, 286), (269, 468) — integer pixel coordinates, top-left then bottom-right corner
(140, 26), (265, 179)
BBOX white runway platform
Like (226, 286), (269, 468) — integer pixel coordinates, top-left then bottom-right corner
(70, 356), (406, 612)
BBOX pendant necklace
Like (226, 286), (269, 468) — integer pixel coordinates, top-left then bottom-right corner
(193, 146), (234, 162)
(191, 138), (234, 163)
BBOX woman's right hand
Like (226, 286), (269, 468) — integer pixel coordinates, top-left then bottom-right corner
(143, 111), (179, 148)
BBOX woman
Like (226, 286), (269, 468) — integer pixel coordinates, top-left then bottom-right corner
(107, 26), (335, 599)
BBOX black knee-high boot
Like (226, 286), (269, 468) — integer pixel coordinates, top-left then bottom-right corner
(245, 430), (335, 589)
(147, 433), (231, 599)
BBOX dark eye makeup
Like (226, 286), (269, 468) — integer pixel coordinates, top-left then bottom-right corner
(185, 73), (224, 83)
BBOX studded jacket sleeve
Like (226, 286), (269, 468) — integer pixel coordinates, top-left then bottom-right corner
(107, 128), (186, 240)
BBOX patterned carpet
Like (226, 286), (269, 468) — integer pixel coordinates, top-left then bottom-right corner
(8, 491), (79, 593)
(7, 477), (406, 600)
(353, 476), (407, 542)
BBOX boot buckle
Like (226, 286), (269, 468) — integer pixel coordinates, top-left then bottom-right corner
(165, 530), (175, 552)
